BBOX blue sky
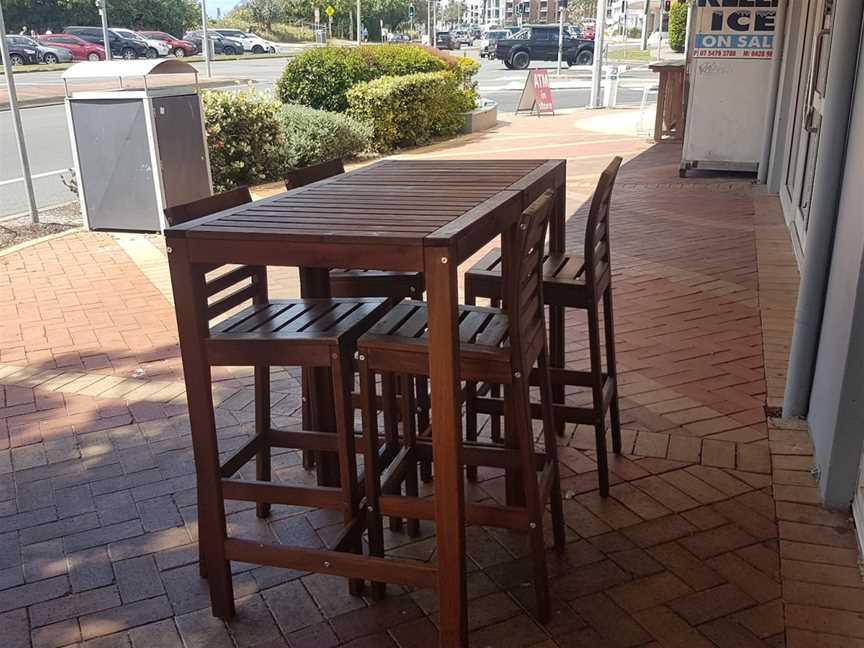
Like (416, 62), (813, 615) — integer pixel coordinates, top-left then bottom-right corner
(207, 0), (240, 18)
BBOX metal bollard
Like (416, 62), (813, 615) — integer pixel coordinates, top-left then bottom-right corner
(604, 65), (620, 108)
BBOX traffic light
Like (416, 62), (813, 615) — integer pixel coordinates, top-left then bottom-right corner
(408, 4), (415, 17)
(664, 1), (671, 11)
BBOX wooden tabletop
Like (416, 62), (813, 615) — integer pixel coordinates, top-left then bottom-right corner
(165, 160), (564, 267)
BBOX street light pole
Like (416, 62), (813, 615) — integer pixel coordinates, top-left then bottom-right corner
(555, 1), (564, 76)
(641, 0), (650, 50)
(0, 0), (38, 223)
(357, 0), (362, 44)
(97, 0), (111, 60)
(200, 0), (212, 78)
(589, 0), (607, 108)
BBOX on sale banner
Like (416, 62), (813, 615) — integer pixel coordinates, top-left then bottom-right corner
(692, 0), (777, 60)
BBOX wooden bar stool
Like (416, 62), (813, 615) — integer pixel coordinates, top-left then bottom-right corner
(165, 189), (392, 597)
(286, 159), (427, 520)
(463, 157), (623, 496)
(356, 190), (566, 622)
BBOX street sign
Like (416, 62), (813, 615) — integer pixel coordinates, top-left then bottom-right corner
(515, 2), (525, 16)
(325, 5), (335, 17)
(515, 69), (555, 116)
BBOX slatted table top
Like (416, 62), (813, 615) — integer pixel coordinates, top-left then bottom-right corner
(165, 159), (561, 247)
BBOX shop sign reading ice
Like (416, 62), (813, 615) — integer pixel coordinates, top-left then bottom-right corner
(693, 0), (777, 59)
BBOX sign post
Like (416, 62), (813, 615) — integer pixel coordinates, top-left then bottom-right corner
(515, 69), (555, 116)
(200, 0), (212, 77)
(589, 0), (607, 108)
(555, 0), (567, 75)
(95, 0), (111, 61)
(325, 5), (335, 38)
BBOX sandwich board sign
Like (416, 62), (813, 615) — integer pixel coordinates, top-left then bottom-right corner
(515, 69), (554, 116)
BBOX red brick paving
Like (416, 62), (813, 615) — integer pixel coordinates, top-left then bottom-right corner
(0, 112), (852, 647)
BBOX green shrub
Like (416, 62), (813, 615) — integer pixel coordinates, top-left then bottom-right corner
(202, 88), (285, 192)
(668, 1), (688, 53)
(347, 71), (474, 153)
(278, 104), (371, 168)
(275, 44), (448, 112)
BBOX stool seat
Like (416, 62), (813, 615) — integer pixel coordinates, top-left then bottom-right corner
(465, 248), (593, 305)
(359, 300), (512, 382)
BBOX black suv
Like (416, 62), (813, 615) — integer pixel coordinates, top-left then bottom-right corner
(493, 25), (594, 69)
(64, 26), (149, 59)
(182, 31), (244, 56)
(435, 31), (458, 50)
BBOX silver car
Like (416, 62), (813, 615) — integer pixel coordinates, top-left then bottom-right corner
(7, 35), (73, 63)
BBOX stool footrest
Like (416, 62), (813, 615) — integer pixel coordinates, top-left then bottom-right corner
(378, 495), (530, 530)
(222, 478), (343, 510)
(224, 537), (437, 589)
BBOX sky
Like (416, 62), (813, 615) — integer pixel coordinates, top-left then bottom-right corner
(206, 0), (240, 18)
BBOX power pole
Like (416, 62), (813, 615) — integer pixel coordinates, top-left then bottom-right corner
(96, 0), (111, 59)
(589, 0), (607, 108)
(641, 0), (649, 50)
(0, 0), (38, 223)
(428, 0), (432, 42)
(555, 0), (565, 75)
(200, 0), (212, 77)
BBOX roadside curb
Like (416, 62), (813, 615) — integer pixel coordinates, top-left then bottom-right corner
(0, 78), (257, 111)
(0, 227), (82, 258)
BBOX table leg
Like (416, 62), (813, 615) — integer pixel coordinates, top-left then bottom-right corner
(299, 267), (341, 487)
(424, 246), (468, 647)
(167, 240), (235, 619)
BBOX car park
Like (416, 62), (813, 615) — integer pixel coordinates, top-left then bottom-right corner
(435, 31), (459, 50)
(3, 36), (39, 65)
(183, 30), (245, 56)
(6, 34), (73, 64)
(479, 29), (510, 58)
(65, 26), (149, 59)
(211, 28), (276, 53)
(492, 24), (594, 69)
(139, 31), (197, 57)
(38, 33), (105, 60)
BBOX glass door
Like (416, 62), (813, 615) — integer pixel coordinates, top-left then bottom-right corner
(782, 0), (834, 258)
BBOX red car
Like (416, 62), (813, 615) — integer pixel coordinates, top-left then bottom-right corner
(38, 33), (105, 60)
(139, 31), (197, 57)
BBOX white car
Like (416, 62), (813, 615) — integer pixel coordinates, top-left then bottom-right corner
(112, 28), (169, 57)
(212, 28), (277, 53)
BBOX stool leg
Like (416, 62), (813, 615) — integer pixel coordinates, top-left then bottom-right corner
(416, 376), (432, 483)
(301, 370), (315, 470)
(382, 373), (403, 533)
(490, 298), (503, 444)
(603, 286), (622, 455)
(588, 299), (610, 496)
(465, 288), (479, 481)
(399, 374), (421, 537)
(513, 372), (550, 623)
(503, 384), (525, 508)
(538, 349), (565, 552)
(331, 348), (364, 596)
(255, 366), (271, 519)
(359, 360), (386, 599)
(549, 304), (566, 437)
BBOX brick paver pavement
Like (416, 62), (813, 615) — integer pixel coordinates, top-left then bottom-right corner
(0, 110), (853, 648)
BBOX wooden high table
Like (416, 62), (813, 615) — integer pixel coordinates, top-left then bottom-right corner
(165, 159), (566, 646)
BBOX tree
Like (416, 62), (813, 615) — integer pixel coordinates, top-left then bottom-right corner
(565, 0), (596, 22)
(238, 0), (286, 30)
(668, 0), (687, 52)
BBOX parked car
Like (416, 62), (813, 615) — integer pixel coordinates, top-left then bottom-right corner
(65, 26), (149, 59)
(492, 24), (594, 69)
(3, 36), (39, 65)
(105, 28), (169, 58)
(138, 31), (197, 57)
(183, 31), (245, 56)
(6, 35), (73, 64)
(479, 29), (510, 58)
(435, 31), (459, 50)
(38, 33), (105, 60)
(451, 29), (473, 47)
(211, 28), (276, 53)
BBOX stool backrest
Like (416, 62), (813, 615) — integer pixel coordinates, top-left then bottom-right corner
(163, 186), (252, 227)
(584, 157), (622, 291)
(284, 159), (345, 190)
(505, 189), (555, 370)
(163, 187), (266, 323)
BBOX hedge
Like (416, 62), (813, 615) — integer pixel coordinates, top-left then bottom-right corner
(275, 44), (449, 112)
(202, 90), (370, 192)
(278, 104), (371, 169)
(347, 70), (475, 153)
(668, 1), (688, 53)
(202, 89), (284, 192)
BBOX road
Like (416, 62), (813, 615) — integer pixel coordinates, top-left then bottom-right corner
(1, 54), (658, 219)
